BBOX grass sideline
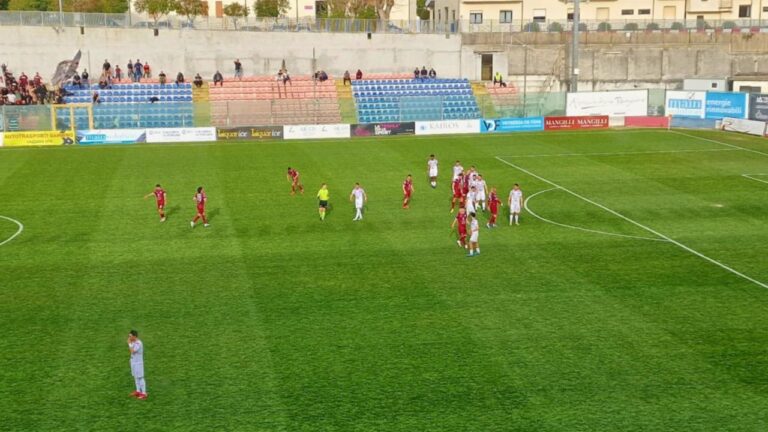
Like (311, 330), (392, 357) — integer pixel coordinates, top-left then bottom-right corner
(1, 129), (768, 431)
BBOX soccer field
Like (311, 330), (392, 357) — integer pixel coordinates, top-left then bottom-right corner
(2, 129), (768, 431)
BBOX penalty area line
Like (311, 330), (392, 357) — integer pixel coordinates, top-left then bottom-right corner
(0, 215), (24, 247)
(495, 156), (768, 291)
(742, 174), (768, 185)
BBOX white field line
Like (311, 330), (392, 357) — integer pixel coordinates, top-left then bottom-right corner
(0, 215), (24, 247)
(497, 148), (737, 159)
(525, 188), (666, 242)
(742, 174), (768, 185)
(495, 156), (768, 291)
(670, 131), (768, 158)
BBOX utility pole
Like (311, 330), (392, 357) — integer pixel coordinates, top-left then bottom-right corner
(570, 0), (580, 92)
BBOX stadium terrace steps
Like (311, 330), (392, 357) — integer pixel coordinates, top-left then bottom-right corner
(471, 81), (497, 118)
(352, 78), (481, 124)
(61, 82), (194, 129)
(485, 82), (519, 115)
(335, 80), (358, 124)
(208, 75), (343, 126)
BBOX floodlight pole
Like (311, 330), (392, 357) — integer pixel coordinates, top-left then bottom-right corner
(570, 0), (580, 92)
(58, 0), (64, 30)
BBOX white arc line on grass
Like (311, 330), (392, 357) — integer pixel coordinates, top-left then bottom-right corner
(525, 188), (667, 242)
(670, 131), (768, 158)
(742, 174), (768, 185)
(0, 215), (24, 247)
(495, 156), (768, 291)
(497, 148), (738, 159)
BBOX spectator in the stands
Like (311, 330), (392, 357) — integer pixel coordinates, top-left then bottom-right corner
(143, 62), (151, 79)
(133, 60), (143, 83)
(149, 96), (159, 103)
(413, 67), (419, 80)
(318, 70), (328, 82)
(234, 59), (243, 80)
(103, 59), (111, 76)
(34, 83), (47, 104)
(355, 69), (363, 80)
(343, 70), (351, 86)
(18, 72), (28, 89)
(92, 91), (100, 104)
(175, 72), (185, 86)
(428, 68), (436, 79)
(493, 71), (506, 87)
(158, 71), (167, 85)
(6, 90), (16, 104)
(98, 76), (109, 89)
(420, 66), (428, 80)
(213, 70), (223, 86)
(127, 59), (133, 80)
(72, 72), (83, 88)
(282, 69), (291, 86)
(114, 65), (123, 81)
(193, 73), (203, 88)
(33, 72), (42, 87)
(81, 69), (90, 86)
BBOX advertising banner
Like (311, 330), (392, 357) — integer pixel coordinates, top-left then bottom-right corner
(284, 124), (350, 140)
(217, 126), (284, 140)
(566, 90), (648, 116)
(748, 93), (768, 121)
(669, 117), (717, 130)
(480, 117), (544, 133)
(2, 130), (75, 147)
(625, 116), (670, 128)
(704, 92), (748, 119)
(665, 91), (706, 118)
(543, 116), (609, 131)
(415, 120), (480, 135)
(76, 129), (147, 145)
(719, 117), (767, 136)
(145, 127), (217, 143)
(351, 122), (415, 137)
(0, 133), (3, 147)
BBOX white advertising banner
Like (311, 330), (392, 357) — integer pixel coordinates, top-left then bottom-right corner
(719, 117), (767, 136)
(76, 129), (147, 145)
(284, 124), (350, 140)
(665, 91), (706, 118)
(415, 120), (480, 135)
(145, 127), (217, 143)
(0, 132), (4, 147)
(566, 90), (648, 116)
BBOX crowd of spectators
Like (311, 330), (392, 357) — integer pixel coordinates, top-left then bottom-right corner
(0, 64), (51, 105)
(414, 66), (437, 80)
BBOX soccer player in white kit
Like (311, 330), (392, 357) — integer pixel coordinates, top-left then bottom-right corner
(508, 183), (524, 225)
(128, 330), (147, 400)
(465, 185), (478, 215)
(467, 212), (480, 257)
(452, 160), (464, 181)
(475, 174), (488, 211)
(349, 183), (367, 221)
(427, 155), (438, 188)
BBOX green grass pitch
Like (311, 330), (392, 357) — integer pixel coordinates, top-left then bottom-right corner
(1, 129), (768, 431)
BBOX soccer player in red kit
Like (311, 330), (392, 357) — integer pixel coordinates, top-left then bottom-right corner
(450, 175), (464, 213)
(402, 174), (414, 209)
(144, 184), (166, 222)
(451, 207), (468, 249)
(286, 167), (304, 195)
(191, 186), (209, 228)
(487, 187), (502, 228)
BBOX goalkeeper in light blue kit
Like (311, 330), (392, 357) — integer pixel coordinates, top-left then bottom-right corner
(128, 330), (147, 400)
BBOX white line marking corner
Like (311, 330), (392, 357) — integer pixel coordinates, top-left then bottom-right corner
(0, 215), (24, 247)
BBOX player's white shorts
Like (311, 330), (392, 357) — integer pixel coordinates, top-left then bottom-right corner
(429, 168), (438, 177)
(469, 232), (479, 243)
(131, 362), (145, 378)
(476, 191), (486, 201)
(465, 202), (476, 214)
(355, 200), (364, 209)
(511, 202), (521, 213)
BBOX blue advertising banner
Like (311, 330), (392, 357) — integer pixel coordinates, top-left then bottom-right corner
(705, 92), (748, 119)
(670, 117), (717, 130)
(77, 129), (147, 145)
(481, 117), (544, 133)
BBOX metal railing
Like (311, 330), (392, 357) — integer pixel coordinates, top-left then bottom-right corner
(6, 10), (768, 34)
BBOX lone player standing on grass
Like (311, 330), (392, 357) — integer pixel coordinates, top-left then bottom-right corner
(286, 167), (304, 195)
(128, 330), (147, 400)
(467, 212), (480, 257)
(427, 155), (438, 188)
(350, 182), (367, 221)
(317, 183), (330, 221)
(402, 174), (414, 209)
(191, 186), (210, 228)
(144, 184), (166, 222)
(508, 183), (523, 226)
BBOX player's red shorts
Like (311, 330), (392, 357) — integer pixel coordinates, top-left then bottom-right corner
(453, 191), (462, 199)
(197, 205), (205, 214)
(489, 204), (498, 214)
(404, 191), (412, 198)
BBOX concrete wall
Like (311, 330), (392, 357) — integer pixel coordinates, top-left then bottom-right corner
(0, 26), (462, 81)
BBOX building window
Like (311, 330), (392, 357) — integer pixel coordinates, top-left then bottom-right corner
(499, 10), (513, 23)
(470, 12), (483, 24)
(621, 9), (634, 16)
(532, 8), (546, 23)
(739, 5), (751, 18)
(638, 9), (651, 16)
(567, 11), (573, 21)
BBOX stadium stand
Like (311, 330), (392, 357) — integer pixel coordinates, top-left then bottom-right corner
(208, 75), (342, 126)
(61, 82), (194, 129)
(353, 77), (481, 123)
(484, 82), (519, 115)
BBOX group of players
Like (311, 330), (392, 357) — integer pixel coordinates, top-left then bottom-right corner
(144, 157), (524, 257)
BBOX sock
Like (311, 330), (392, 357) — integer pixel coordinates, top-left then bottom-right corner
(476, 248), (480, 254)
(138, 377), (146, 394)
(514, 215), (519, 223)
(468, 249), (473, 256)
(321, 211), (325, 220)
(356, 209), (362, 219)
(193, 216), (199, 222)
(510, 215), (513, 224)
(134, 377), (141, 392)
(160, 211), (165, 218)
